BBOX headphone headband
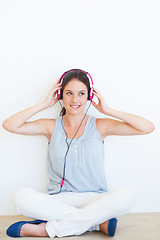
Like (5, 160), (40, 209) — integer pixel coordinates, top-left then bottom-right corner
(57, 69), (94, 100)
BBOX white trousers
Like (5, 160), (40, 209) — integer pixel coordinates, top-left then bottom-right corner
(13, 187), (135, 238)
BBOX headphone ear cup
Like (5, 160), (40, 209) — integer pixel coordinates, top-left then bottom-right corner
(60, 90), (63, 100)
(88, 88), (91, 100)
(87, 88), (91, 100)
(88, 88), (94, 100)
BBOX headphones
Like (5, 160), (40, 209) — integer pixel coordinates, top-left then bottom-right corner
(53, 69), (94, 194)
(57, 69), (94, 100)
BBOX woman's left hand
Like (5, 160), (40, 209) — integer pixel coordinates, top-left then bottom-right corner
(92, 87), (111, 115)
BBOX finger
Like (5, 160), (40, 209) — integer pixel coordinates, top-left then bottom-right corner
(54, 97), (59, 103)
(92, 90), (99, 98)
(93, 87), (103, 98)
(51, 85), (62, 93)
(92, 86), (100, 93)
(52, 82), (62, 89)
(93, 88), (103, 100)
(57, 82), (62, 85)
(91, 101), (98, 107)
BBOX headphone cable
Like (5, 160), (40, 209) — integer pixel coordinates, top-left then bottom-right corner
(58, 100), (92, 191)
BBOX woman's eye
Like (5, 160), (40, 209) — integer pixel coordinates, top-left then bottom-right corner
(66, 92), (72, 95)
(79, 92), (85, 96)
(66, 92), (85, 96)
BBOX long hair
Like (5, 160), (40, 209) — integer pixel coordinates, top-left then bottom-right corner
(59, 69), (90, 116)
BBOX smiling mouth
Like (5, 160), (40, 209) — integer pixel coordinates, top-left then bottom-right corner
(70, 105), (81, 109)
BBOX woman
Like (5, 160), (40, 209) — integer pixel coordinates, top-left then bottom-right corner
(3, 69), (155, 238)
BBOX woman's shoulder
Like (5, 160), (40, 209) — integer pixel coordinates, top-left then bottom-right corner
(38, 118), (56, 127)
(96, 117), (112, 129)
(95, 118), (111, 141)
(38, 118), (56, 142)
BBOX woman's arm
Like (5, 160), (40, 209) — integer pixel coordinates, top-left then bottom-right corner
(2, 82), (62, 138)
(92, 87), (155, 139)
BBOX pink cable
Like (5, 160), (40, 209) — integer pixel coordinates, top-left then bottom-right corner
(61, 179), (64, 187)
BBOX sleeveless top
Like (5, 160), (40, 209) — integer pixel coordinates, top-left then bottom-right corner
(47, 115), (108, 194)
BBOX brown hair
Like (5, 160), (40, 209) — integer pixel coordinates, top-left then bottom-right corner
(60, 69), (90, 116)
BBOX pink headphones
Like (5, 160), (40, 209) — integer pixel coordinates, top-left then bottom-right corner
(57, 69), (94, 100)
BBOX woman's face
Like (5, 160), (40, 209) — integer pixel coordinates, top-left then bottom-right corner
(62, 78), (88, 116)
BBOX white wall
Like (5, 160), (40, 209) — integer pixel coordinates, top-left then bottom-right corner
(0, 0), (159, 215)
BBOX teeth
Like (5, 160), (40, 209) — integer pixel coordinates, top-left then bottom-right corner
(71, 105), (80, 108)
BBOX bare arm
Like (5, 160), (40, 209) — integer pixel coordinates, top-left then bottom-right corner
(92, 87), (155, 139)
(3, 102), (50, 136)
(2, 82), (62, 139)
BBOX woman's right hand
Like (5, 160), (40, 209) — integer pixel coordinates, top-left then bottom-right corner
(43, 81), (62, 108)
(2, 81), (62, 137)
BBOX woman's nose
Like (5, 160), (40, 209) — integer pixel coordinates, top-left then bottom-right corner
(72, 94), (78, 102)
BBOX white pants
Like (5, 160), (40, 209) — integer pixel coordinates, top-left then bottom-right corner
(13, 187), (135, 238)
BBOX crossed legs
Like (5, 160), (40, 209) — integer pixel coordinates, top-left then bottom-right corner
(12, 187), (135, 238)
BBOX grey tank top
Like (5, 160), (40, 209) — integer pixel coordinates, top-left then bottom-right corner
(47, 115), (108, 194)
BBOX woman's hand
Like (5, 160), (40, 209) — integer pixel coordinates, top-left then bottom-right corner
(2, 80), (62, 136)
(43, 81), (62, 108)
(92, 86), (155, 136)
(92, 87), (111, 115)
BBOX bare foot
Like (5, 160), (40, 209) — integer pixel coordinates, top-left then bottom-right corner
(20, 222), (49, 237)
(99, 220), (109, 234)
